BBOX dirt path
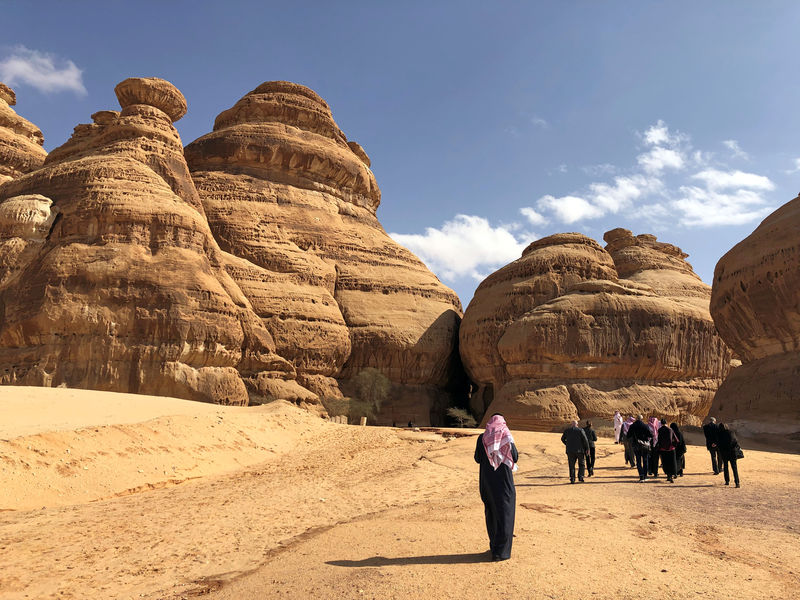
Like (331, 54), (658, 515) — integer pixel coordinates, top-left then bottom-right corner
(0, 401), (798, 600)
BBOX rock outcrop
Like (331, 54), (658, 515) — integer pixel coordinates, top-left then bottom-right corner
(0, 83), (47, 185)
(185, 82), (464, 424)
(460, 229), (731, 429)
(710, 195), (800, 434)
(0, 78), (303, 406)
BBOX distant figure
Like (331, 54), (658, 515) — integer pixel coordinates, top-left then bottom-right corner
(703, 417), (721, 474)
(648, 416), (661, 477)
(717, 423), (741, 488)
(626, 414), (653, 482)
(407, 421), (413, 428)
(656, 419), (679, 483)
(474, 413), (519, 561)
(561, 420), (590, 483)
(670, 422), (686, 477)
(613, 411), (623, 443)
(622, 416), (636, 467)
(583, 420), (597, 476)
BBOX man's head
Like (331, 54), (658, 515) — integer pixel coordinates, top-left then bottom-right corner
(709, 417), (717, 424)
(636, 414), (644, 421)
(571, 420), (579, 427)
(661, 419), (667, 426)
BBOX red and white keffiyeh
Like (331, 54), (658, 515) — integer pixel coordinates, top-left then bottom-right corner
(482, 414), (518, 472)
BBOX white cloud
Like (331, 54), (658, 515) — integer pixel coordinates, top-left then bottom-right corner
(671, 186), (773, 227)
(534, 120), (774, 229)
(537, 194), (604, 224)
(590, 175), (660, 212)
(785, 158), (800, 174)
(722, 140), (749, 160)
(389, 215), (535, 281)
(520, 206), (548, 226)
(691, 169), (774, 191)
(557, 163), (568, 173)
(637, 146), (685, 174)
(530, 115), (548, 128)
(0, 46), (86, 96)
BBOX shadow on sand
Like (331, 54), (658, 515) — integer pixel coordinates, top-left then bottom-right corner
(327, 552), (490, 567)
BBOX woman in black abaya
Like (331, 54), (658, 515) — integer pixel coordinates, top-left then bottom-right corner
(474, 413), (519, 561)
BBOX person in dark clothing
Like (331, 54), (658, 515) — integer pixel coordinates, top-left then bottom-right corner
(583, 420), (597, 476)
(703, 417), (722, 474)
(626, 415), (653, 482)
(670, 422), (686, 477)
(474, 414), (519, 561)
(716, 422), (741, 488)
(621, 416), (636, 467)
(656, 419), (679, 482)
(561, 420), (590, 483)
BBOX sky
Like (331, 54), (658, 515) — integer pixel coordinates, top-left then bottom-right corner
(3, 1), (800, 308)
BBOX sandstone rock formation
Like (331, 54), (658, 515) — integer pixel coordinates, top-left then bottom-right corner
(460, 229), (731, 429)
(710, 195), (800, 433)
(0, 83), (47, 184)
(185, 82), (463, 424)
(0, 77), (305, 406)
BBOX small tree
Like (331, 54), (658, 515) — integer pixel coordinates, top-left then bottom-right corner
(447, 407), (477, 428)
(352, 368), (391, 421)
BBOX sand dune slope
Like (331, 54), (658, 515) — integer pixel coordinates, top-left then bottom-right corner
(0, 387), (798, 600)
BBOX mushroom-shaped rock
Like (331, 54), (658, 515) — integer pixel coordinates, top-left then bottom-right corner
(0, 79), (305, 408)
(462, 230), (731, 430)
(114, 77), (187, 122)
(185, 81), (464, 425)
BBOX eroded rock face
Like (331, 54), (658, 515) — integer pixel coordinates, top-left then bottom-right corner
(0, 78), (302, 406)
(461, 229), (731, 429)
(0, 82), (47, 184)
(710, 196), (800, 433)
(185, 81), (463, 423)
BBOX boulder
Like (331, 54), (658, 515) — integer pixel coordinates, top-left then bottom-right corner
(710, 195), (800, 433)
(461, 229), (731, 430)
(0, 78), (298, 406)
(185, 81), (464, 424)
(0, 82), (47, 183)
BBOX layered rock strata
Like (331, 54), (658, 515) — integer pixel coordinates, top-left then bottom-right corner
(460, 229), (731, 429)
(0, 83), (47, 184)
(710, 195), (800, 433)
(184, 81), (464, 423)
(0, 77), (304, 406)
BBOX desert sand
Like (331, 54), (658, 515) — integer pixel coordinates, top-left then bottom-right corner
(1, 386), (798, 600)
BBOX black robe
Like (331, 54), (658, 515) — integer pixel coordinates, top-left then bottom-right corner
(474, 434), (518, 560)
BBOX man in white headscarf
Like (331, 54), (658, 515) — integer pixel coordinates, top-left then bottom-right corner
(613, 410), (623, 443)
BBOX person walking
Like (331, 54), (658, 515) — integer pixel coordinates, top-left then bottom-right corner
(583, 420), (597, 476)
(717, 422), (742, 488)
(626, 415), (653, 482)
(561, 420), (590, 483)
(622, 416), (636, 467)
(474, 414), (519, 561)
(648, 416), (661, 478)
(613, 410), (623, 444)
(656, 419), (679, 483)
(703, 417), (722, 474)
(670, 422), (686, 477)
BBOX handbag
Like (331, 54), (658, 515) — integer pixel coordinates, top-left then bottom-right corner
(735, 445), (744, 459)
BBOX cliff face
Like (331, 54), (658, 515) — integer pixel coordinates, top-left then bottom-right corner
(460, 229), (731, 429)
(710, 195), (800, 433)
(0, 83), (47, 184)
(0, 78), (300, 406)
(182, 82), (465, 423)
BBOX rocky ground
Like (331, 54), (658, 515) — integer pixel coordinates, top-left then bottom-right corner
(0, 387), (798, 599)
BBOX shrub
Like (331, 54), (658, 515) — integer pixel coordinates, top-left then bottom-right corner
(447, 407), (477, 428)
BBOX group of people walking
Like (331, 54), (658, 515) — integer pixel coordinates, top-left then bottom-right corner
(614, 413), (686, 482)
(475, 411), (745, 561)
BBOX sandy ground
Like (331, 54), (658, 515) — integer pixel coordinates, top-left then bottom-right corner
(0, 386), (798, 600)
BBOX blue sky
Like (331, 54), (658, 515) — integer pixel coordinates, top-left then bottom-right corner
(3, 2), (800, 307)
